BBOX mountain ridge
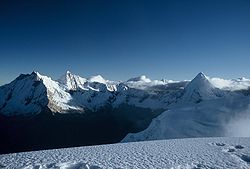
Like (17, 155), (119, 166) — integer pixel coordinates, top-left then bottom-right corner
(1, 71), (250, 116)
(1, 71), (250, 153)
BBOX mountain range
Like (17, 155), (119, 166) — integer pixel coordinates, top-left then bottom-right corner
(0, 71), (250, 154)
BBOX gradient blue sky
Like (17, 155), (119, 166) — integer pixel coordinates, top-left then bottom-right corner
(0, 0), (250, 84)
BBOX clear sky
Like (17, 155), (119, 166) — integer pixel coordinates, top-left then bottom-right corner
(0, 0), (250, 85)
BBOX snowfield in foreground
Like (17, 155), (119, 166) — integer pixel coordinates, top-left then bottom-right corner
(0, 137), (249, 169)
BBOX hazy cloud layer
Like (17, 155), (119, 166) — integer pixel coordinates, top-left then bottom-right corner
(225, 107), (250, 137)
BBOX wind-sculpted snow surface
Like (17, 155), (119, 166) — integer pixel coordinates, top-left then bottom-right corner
(0, 137), (249, 169)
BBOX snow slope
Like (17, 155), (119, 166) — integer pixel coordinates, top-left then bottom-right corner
(0, 137), (249, 169)
(122, 96), (250, 142)
(122, 73), (250, 143)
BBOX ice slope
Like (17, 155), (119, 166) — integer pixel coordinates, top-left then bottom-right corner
(0, 137), (249, 169)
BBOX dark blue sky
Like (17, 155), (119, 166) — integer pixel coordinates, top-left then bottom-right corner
(0, 0), (250, 84)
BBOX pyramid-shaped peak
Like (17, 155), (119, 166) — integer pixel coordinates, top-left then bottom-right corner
(188, 72), (211, 88)
(194, 72), (208, 80)
(181, 72), (220, 103)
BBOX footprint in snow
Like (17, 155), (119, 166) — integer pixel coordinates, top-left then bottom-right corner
(212, 143), (246, 154)
(210, 142), (226, 147)
(224, 145), (245, 154)
(215, 143), (225, 146)
(240, 154), (250, 164)
(235, 145), (244, 149)
(219, 144), (250, 165)
(227, 148), (236, 153)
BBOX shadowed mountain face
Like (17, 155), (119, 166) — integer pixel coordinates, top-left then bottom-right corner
(0, 105), (163, 154)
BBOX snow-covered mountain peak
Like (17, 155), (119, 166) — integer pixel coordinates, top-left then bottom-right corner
(13, 71), (52, 86)
(31, 71), (40, 76)
(88, 75), (107, 84)
(187, 72), (212, 89)
(33, 71), (53, 82)
(58, 71), (87, 90)
(193, 72), (208, 82)
(181, 72), (221, 103)
(0, 72), (50, 116)
(1, 71), (249, 116)
(127, 75), (151, 83)
(66, 70), (71, 74)
(64, 70), (75, 80)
